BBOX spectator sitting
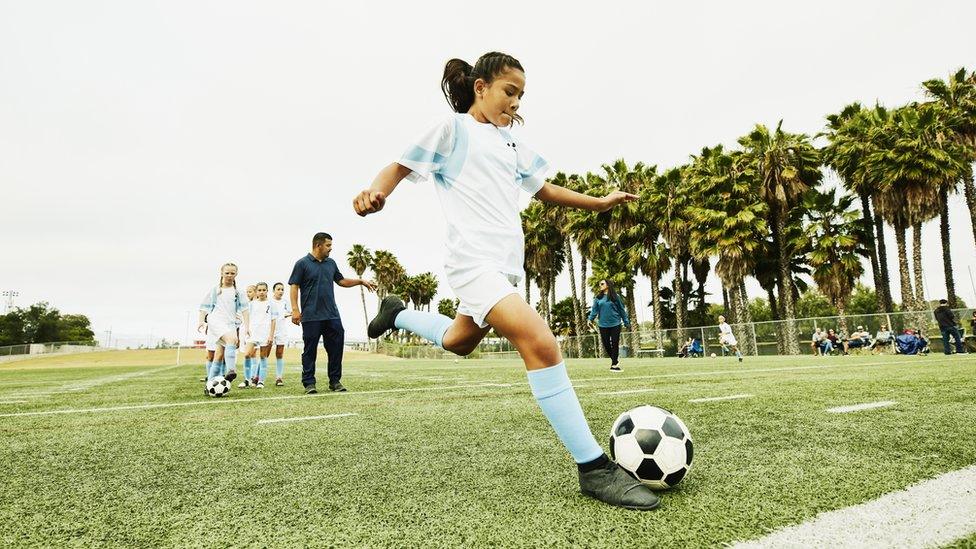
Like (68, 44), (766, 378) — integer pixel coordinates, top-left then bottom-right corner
(871, 324), (893, 354)
(810, 328), (825, 356)
(913, 328), (930, 355)
(846, 325), (871, 353)
(677, 337), (693, 358)
(820, 329), (838, 355)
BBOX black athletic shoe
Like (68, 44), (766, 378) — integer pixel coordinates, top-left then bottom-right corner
(304, 384), (317, 395)
(610, 365), (623, 372)
(579, 460), (661, 511)
(368, 296), (406, 339)
(224, 369), (238, 382)
(329, 382), (348, 392)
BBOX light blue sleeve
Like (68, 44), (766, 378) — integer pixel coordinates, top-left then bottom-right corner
(514, 138), (549, 194)
(236, 291), (249, 314)
(200, 288), (216, 313)
(398, 115), (457, 183)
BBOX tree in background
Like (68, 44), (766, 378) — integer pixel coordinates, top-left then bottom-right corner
(347, 244), (374, 327)
(0, 303), (95, 346)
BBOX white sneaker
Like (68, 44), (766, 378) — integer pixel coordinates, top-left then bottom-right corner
(238, 380), (250, 389)
(256, 382), (264, 389)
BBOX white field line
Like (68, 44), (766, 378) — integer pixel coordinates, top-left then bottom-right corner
(689, 394), (753, 403)
(0, 358), (940, 419)
(0, 400), (29, 404)
(826, 400), (897, 414)
(596, 388), (656, 396)
(730, 465), (976, 549)
(256, 412), (357, 425)
(0, 382), (521, 418)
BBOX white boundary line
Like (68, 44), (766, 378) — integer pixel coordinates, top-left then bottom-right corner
(596, 388), (656, 396)
(689, 394), (753, 403)
(0, 400), (29, 404)
(731, 464), (976, 548)
(826, 400), (897, 414)
(256, 412), (357, 425)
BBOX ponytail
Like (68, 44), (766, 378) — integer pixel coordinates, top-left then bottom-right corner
(441, 52), (525, 124)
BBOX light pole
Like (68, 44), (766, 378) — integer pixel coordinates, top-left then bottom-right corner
(2, 290), (19, 313)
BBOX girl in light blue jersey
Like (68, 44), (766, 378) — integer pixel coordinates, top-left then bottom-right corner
(198, 263), (248, 389)
(353, 52), (659, 510)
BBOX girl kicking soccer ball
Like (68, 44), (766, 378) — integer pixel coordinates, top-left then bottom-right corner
(271, 282), (292, 386)
(353, 52), (658, 510)
(244, 282), (279, 389)
(199, 263), (249, 393)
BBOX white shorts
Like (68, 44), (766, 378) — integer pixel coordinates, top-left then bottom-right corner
(205, 329), (218, 352)
(454, 271), (520, 329)
(720, 334), (738, 347)
(273, 332), (289, 346)
(246, 324), (273, 347)
(207, 318), (237, 343)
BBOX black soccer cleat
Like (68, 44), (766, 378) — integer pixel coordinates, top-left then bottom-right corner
(224, 369), (237, 382)
(579, 460), (661, 511)
(329, 382), (348, 392)
(368, 296), (406, 339)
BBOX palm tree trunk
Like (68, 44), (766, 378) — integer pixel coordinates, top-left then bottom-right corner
(837, 301), (849, 338)
(550, 274), (557, 319)
(580, 255), (588, 307)
(939, 183), (957, 307)
(773, 205), (800, 354)
(963, 171), (976, 250)
(873, 204), (894, 313)
(912, 222), (926, 312)
(525, 277), (531, 306)
(673, 257), (687, 342)
(359, 286), (369, 328)
(859, 192), (885, 313)
(739, 278), (757, 355)
(650, 270), (663, 350)
(894, 224), (915, 312)
(625, 286), (638, 352)
(722, 285), (729, 313)
(564, 239), (582, 356)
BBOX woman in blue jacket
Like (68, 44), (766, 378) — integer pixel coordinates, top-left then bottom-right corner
(588, 279), (630, 371)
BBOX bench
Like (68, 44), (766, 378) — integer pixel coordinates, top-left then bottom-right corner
(636, 348), (665, 358)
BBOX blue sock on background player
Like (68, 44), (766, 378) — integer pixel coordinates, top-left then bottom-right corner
(276, 358), (284, 378)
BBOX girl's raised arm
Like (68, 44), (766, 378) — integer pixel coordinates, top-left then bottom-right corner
(353, 163), (413, 217)
(535, 181), (637, 212)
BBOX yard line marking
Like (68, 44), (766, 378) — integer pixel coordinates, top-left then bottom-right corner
(689, 394), (753, 403)
(730, 464), (976, 549)
(596, 388), (656, 396)
(826, 400), (897, 414)
(0, 382), (521, 418)
(256, 413), (357, 425)
(0, 400), (29, 404)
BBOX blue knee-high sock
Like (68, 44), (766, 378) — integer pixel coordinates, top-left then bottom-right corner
(205, 361), (211, 378)
(276, 358), (284, 378)
(244, 356), (252, 378)
(526, 362), (603, 464)
(224, 344), (237, 372)
(207, 361), (221, 380)
(219, 360), (226, 376)
(258, 358), (267, 382)
(393, 310), (453, 348)
(735, 349), (742, 358)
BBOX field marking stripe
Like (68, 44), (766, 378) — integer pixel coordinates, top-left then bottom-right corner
(256, 413), (357, 425)
(596, 388), (656, 395)
(0, 400), (29, 404)
(0, 382), (517, 418)
(689, 394), (753, 403)
(826, 400), (897, 413)
(731, 464), (976, 548)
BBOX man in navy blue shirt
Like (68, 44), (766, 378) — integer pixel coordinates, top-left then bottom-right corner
(289, 232), (375, 394)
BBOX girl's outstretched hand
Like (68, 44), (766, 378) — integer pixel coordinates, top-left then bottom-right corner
(354, 190), (386, 216)
(598, 190), (638, 212)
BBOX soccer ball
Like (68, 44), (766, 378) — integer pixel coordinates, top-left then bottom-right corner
(609, 405), (693, 490)
(710, 353), (717, 358)
(206, 376), (231, 398)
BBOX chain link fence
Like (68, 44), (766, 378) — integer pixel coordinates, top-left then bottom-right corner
(0, 341), (100, 360)
(374, 308), (975, 360)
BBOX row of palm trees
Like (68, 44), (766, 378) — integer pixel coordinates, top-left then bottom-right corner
(520, 68), (975, 354)
(346, 245), (439, 329)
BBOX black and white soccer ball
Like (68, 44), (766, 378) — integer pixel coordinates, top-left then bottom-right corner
(609, 405), (693, 489)
(206, 376), (231, 398)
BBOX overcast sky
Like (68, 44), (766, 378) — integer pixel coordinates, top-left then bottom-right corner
(2, 1), (974, 346)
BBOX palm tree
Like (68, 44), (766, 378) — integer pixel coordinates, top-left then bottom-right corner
(739, 122), (821, 354)
(654, 167), (692, 341)
(347, 244), (374, 328)
(566, 172), (612, 318)
(370, 250), (406, 303)
(686, 145), (766, 355)
(798, 189), (865, 335)
(870, 103), (968, 318)
(521, 200), (565, 327)
(924, 68), (976, 254)
(437, 298), (458, 318)
(544, 173), (585, 343)
(415, 272), (439, 311)
(822, 103), (894, 312)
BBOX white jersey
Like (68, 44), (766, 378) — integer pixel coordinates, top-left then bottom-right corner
(200, 287), (248, 325)
(248, 299), (279, 329)
(719, 322), (737, 345)
(398, 113), (549, 288)
(271, 298), (291, 336)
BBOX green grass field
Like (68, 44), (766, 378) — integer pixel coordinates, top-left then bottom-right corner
(1, 349), (974, 547)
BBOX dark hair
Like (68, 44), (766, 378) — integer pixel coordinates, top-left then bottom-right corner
(312, 232), (333, 247)
(441, 52), (525, 124)
(273, 282), (284, 291)
(599, 279), (617, 302)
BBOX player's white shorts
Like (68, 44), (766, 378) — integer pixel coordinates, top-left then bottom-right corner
(248, 324), (273, 346)
(720, 334), (738, 347)
(205, 329), (218, 352)
(273, 331), (289, 346)
(453, 271), (520, 329)
(207, 318), (237, 343)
